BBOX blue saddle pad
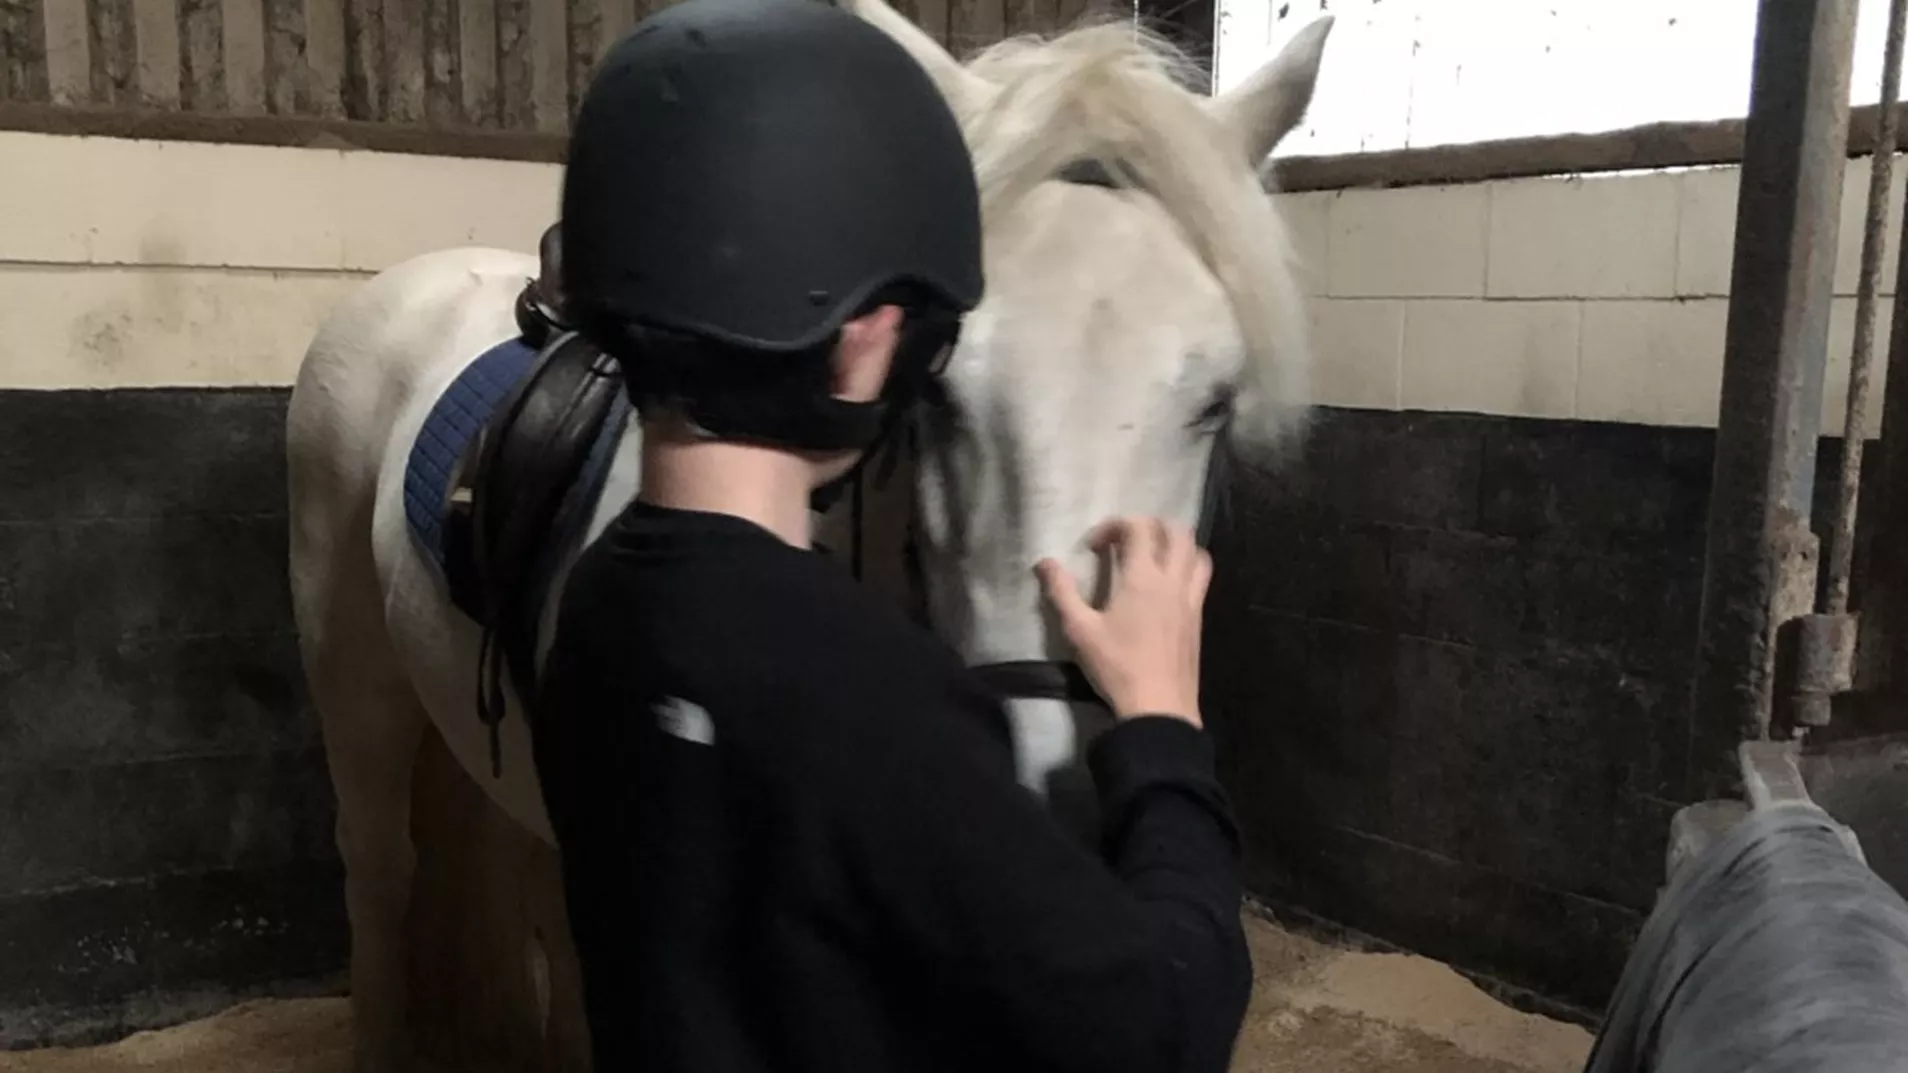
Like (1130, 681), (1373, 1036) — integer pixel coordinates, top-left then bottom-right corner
(402, 337), (628, 592)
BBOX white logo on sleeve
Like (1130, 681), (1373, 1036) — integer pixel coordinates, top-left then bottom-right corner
(655, 696), (715, 746)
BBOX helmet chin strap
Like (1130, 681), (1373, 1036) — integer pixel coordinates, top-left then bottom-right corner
(811, 309), (958, 514)
(808, 404), (909, 514)
(811, 462), (862, 515)
(611, 305), (960, 532)
(819, 435), (888, 583)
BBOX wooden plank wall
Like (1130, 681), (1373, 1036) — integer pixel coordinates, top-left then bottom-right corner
(0, 0), (1104, 138)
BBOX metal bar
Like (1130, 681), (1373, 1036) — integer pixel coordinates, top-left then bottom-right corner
(1266, 102), (1908, 196)
(1691, 0), (1858, 792)
(1867, 15), (1908, 705)
(1828, 0), (1908, 617)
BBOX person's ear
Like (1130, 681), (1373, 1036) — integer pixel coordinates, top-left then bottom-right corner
(831, 305), (903, 403)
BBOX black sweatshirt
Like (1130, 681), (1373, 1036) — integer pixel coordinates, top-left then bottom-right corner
(532, 501), (1253, 1073)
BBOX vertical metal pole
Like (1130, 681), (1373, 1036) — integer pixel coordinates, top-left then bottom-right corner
(1867, 82), (1908, 707)
(1691, 0), (1858, 794)
(1827, 0), (1908, 619)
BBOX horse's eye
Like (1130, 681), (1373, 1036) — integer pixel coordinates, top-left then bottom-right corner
(1192, 383), (1237, 430)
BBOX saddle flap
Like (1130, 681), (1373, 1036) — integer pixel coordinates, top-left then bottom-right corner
(442, 331), (626, 699)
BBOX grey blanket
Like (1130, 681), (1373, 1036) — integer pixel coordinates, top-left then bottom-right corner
(1583, 804), (1908, 1073)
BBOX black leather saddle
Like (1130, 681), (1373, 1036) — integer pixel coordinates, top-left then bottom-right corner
(441, 223), (627, 773)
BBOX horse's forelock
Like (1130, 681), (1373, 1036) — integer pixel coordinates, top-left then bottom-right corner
(957, 21), (1313, 458)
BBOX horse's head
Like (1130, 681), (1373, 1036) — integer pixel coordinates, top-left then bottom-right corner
(846, 1), (1331, 798)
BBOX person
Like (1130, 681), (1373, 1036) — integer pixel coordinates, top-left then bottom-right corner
(531, 0), (1253, 1070)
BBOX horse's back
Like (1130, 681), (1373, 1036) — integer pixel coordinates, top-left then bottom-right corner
(290, 247), (537, 482)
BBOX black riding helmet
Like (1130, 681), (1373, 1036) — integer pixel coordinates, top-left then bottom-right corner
(560, 0), (985, 456)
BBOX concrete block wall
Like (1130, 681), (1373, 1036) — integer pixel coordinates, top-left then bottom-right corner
(0, 130), (559, 1046)
(1274, 159), (1901, 432)
(0, 132), (558, 389)
(1206, 157), (1902, 1013)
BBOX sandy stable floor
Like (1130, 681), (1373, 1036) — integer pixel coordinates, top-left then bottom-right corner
(0, 912), (1591, 1073)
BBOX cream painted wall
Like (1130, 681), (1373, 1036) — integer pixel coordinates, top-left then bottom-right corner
(0, 129), (1896, 437)
(1279, 157), (1904, 437)
(0, 131), (559, 389)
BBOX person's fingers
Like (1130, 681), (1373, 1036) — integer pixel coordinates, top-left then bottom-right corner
(1087, 518), (1144, 583)
(1160, 520), (1199, 578)
(1188, 547), (1213, 607)
(1035, 558), (1095, 637)
(1086, 517), (1129, 553)
(1150, 518), (1173, 568)
(1088, 517), (1211, 582)
(1119, 516), (1161, 572)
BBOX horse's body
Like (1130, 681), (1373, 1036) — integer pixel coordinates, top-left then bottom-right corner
(286, 6), (1332, 1070)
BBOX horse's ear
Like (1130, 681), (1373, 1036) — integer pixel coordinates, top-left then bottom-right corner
(1205, 15), (1333, 168)
(839, 0), (988, 113)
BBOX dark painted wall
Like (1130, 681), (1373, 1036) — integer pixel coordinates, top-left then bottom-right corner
(0, 388), (343, 1049)
(1203, 407), (1876, 1015)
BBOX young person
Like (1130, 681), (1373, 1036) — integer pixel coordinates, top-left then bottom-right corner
(533, 0), (1252, 1069)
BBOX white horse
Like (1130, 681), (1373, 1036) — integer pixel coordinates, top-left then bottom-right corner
(285, 4), (1331, 1069)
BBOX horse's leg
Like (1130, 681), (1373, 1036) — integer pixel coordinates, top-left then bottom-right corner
(523, 838), (593, 1072)
(314, 618), (429, 1073)
(290, 448), (430, 1073)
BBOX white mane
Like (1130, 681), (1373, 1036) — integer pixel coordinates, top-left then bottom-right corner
(955, 22), (1314, 451)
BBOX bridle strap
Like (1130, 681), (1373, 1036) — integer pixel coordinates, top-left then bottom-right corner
(1198, 417), (1232, 547)
(966, 427), (1228, 713)
(969, 660), (1105, 707)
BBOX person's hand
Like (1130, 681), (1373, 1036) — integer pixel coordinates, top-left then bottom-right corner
(1035, 517), (1212, 726)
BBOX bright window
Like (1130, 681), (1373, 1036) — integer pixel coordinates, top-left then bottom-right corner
(1213, 0), (1908, 158)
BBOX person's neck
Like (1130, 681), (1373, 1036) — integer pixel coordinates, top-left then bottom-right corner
(636, 418), (817, 548)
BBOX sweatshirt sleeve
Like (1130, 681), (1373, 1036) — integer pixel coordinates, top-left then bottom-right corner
(824, 684), (1254, 1073)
